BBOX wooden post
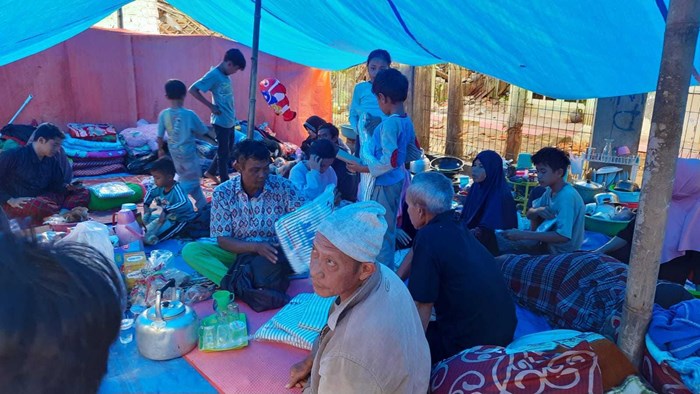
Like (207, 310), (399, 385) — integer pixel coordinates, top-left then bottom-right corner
(408, 66), (433, 152)
(396, 65), (415, 117)
(618, 0), (700, 366)
(445, 64), (464, 157)
(246, 0), (262, 138)
(505, 85), (527, 160)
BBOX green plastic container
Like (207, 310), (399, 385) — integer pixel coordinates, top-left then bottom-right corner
(585, 215), (631, 237)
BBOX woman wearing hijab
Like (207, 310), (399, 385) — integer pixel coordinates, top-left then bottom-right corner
(460, 150), (518, 254)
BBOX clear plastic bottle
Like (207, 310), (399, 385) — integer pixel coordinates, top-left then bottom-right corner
(119, 310), (135, 344)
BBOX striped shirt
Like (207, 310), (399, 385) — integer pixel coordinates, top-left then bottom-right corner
(143, 182), (195, 222)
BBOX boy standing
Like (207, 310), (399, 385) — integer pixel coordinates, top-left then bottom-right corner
(189, 48), (246, 184)
(143, 158), (196, 245)
(347, 68), (418, 269)
(499, 147), (585, 255)
(157, 79), (209, 209)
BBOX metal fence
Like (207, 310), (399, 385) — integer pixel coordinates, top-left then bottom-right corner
(331, 64), (700, 169)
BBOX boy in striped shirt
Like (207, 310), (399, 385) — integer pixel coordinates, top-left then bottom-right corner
(143, 158), (196, 245)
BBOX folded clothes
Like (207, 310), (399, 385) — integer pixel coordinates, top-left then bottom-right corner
(649, 300), (700, 359)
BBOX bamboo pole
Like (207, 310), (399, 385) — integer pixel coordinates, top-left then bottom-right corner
(246, 0), (262, 139)
(445, 64), (464, 157)
(618, 0), (700, 366)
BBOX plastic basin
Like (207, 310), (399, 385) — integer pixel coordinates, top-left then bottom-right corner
(584, 215), (631, 237)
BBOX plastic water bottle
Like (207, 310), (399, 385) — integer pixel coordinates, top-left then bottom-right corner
(119, 310), (135, 344)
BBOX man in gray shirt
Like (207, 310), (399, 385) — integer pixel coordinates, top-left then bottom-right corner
(190, 48), (246, 183)
(287, 202), (431, 394)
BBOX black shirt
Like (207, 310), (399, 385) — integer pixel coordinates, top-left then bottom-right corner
(408, 211), (517, 360)
(332, 158), (358, 202)
(0, 145), (66, 204)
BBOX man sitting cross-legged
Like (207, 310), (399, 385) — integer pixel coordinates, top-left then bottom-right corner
(182, 140), (305, 285)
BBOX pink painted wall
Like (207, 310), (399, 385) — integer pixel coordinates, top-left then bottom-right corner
(0, 28), (332, 145)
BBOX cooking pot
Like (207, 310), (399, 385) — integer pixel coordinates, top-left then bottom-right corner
(573, 180), (605, 204)
(594, 192), (619, 206)
(614, 179), (640, 192)
(135, 279), (199, 360)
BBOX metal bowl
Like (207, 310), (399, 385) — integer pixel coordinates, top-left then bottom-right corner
(430, 156), (464, 177)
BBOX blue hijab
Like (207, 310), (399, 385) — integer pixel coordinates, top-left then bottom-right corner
(460, 150), (518, 230)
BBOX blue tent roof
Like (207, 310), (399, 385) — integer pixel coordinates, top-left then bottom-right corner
(2, 0), (698, 99)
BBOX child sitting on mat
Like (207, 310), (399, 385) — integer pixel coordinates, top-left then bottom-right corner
(157, 79), (209, 210)
(143, 158), (196, 245)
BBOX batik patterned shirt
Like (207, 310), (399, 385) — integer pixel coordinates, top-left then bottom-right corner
(210, 174), (305, 242)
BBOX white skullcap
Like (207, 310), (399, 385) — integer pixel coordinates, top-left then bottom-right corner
(316, 201), (387, 263)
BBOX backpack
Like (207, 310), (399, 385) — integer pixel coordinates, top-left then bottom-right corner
(220, 249), (292, 312)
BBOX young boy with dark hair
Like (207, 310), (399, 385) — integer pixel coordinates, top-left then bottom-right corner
(157, 79), (209, 209)
(498, 147), (585, 255)
(190, 48), (247, 184)
(289, 139), (338, 200)
(347, 68), (419, 269)
(143, 158), (197, 245)
(318, 123), (358, 202)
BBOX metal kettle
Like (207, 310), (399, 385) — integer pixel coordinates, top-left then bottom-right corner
(135, 279), (199, 360)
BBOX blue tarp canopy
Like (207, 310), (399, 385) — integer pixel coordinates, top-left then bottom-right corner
(1, 0), (699, 98)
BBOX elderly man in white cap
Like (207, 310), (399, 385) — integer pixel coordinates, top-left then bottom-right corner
(287, 201), (431, 393)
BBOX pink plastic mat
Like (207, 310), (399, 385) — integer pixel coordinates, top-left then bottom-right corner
(185, 279), (314, 393)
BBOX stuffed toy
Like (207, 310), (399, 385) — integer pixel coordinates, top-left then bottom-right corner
(259, 78), (297, 121)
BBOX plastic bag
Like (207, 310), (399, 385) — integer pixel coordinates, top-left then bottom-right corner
(570, 154), (584, 179)
(57, 221), (115, 262)
(275, 185), (335, 274)
(56, 221), (126, 310)
(147, 249), (174, 271)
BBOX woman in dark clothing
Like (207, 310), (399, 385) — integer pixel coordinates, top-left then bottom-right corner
(460, 150), (518, 254)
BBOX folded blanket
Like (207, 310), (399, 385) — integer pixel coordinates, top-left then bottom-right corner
(649, 300), (700, 359)
(72, 158), (125, 170)
(67, 123), (117, 141)
(73, 164), (127, 177)
(64, 134), (124, 151)
(65, 147), (127, 159)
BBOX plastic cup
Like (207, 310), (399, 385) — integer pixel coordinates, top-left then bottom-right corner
(212, 290), (232, 311)
(202, 325), (216, 350)
(459, 175), (470, 189)
(229, 320), (246, 347)
(216, 324), (232, 348)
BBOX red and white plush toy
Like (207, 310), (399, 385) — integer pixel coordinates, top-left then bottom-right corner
(259, 78), (297, 121)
